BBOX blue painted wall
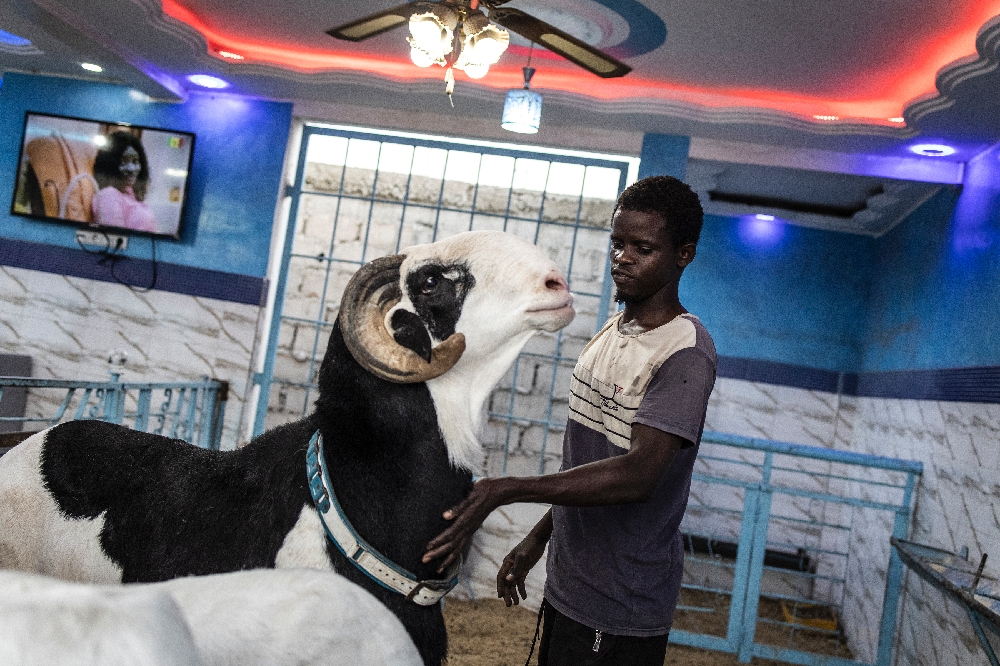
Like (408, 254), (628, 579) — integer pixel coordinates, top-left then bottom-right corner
(637, 129), (997, 374)
(864, 147), (1000, 370)
(0, 73), (292, 277)
(682, 214), (876, 372)
(639, 133), (690, 181)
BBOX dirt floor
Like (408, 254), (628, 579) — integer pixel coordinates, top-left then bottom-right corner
(444, 589), (852, 666)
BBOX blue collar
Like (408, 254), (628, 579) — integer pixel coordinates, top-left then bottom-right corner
(305, 431), (459, 606)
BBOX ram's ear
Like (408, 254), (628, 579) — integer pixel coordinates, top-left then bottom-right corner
(390, 309), (432, 362)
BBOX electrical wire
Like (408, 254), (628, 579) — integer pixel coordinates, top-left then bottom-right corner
(75, 229), (158, 293)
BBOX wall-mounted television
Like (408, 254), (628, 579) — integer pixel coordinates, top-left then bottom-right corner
(11, 112), (195, 240)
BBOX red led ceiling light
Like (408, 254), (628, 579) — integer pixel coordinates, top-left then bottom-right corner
(162, 0), (1000, 123)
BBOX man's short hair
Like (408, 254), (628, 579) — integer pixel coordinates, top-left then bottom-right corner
(614, 175), (704, 247)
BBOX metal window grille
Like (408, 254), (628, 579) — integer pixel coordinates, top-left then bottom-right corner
(252, 124), (638, 481)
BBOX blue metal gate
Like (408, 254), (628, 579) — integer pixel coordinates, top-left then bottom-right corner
(673, 432), (922, 665)
(0, 373), (228, 449)
(252, 123), (638, 470)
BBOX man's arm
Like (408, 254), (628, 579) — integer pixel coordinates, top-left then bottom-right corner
(423, 424), (685, 570)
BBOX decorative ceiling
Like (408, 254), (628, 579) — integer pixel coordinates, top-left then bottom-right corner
(2, 0), (1000, 235)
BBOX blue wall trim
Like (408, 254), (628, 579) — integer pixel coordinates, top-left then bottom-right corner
(0, 237), (265, 306)
(718, 355), (1000, 404)
(853, 366), (1000, 404)
(717, 357), (844, 393)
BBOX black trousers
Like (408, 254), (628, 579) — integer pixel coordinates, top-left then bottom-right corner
(536, 600), (669, 666)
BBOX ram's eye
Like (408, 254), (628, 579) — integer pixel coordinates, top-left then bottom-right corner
(421, 275), (438, 293)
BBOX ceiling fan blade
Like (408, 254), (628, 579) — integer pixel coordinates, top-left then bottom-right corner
(327, 2), (427, 42)
(488, 7), (631, 78)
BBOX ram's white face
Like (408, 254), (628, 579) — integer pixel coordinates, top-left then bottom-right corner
(337, 230), (574, 471)
(390, 231), (575, 362)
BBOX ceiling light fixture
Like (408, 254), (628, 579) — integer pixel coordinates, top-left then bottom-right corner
(813, 115), (838, 121)
(405, 3), (508, 101)
(328, 0), (630, 107)
(81, 63), (103, 73)
(888, 117), (905, 123)
(910, 144), (956, 157)
(219, 51), (245, 60)
(502, 65), (542, 134)
(187, 74), (230, 89)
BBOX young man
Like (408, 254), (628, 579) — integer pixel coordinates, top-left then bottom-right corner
(424, 175), (716, 665)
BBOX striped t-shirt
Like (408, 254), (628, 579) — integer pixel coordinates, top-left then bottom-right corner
(544, 311), (716, 636)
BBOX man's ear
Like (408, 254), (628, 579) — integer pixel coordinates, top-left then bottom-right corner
(390, 309), (433, 362)
(677, 243), (697, 268)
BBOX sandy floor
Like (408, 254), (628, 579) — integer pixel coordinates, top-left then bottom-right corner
(443, 599), (782, 666)
(444, 593), (850, 666)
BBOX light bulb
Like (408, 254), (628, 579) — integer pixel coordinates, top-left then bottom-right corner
(409, 18), (445, 45)
(461, 63), (490, 79)
(469, 29), (508, 65)
(409, 45), (437, 68)
(455, 11), (508, 76)
(407, 8), (456, 67)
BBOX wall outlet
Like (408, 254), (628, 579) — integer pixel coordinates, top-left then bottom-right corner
(76, 230), (128, 251)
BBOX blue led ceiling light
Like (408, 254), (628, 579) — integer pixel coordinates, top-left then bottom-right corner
(910, 144), (956, 157)
(187, 74), (230, 89)
(739, 214), (786, 248)
(0, 29), (32, 47)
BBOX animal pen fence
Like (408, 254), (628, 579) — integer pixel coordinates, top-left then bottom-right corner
(672, 432), (921, 665)
(253, 124), (923, 665)
(0, 374), (228, 450)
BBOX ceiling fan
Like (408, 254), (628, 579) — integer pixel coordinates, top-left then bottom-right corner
(327, 0), (632, 84)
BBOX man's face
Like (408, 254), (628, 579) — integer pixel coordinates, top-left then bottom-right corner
(609, 209), (693, 304)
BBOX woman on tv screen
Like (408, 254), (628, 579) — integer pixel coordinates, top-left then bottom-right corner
(91, 130), (157, 233)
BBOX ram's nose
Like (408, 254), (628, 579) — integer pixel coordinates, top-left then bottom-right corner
(545, 273), (569, 293)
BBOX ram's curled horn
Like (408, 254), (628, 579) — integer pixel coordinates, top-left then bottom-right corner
(339, 254), (466, 383)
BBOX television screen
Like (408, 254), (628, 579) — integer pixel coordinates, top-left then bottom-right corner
(11, 112), (195, 240)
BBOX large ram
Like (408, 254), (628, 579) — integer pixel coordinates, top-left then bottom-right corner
(0, 230), (574, 665)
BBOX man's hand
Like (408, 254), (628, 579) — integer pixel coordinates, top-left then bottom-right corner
(422, 426), (682, 573)
(423, 477), (508, 572)
(497, 532), (547, 607)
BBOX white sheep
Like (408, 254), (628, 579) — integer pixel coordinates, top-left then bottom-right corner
(0, 568), (422, 666)
(0, 570), (203, 666)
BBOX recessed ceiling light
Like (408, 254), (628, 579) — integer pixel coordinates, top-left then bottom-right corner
(81, 63), (103, 73)
(910, 144), (956, 157)
(0, 29), (32, 47)
(888, 117), (905, 123)
(755, 214), (775, 221)
(813, 115), (839, 121)
(187, 74), (230, 89)
(219, 51), (245, 60)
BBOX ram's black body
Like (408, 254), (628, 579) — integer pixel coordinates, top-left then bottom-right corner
(40, 321), (473, 665)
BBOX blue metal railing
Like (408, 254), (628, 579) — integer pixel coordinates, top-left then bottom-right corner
(0, 374), (228, 450)
(670, 431), (922, 666)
